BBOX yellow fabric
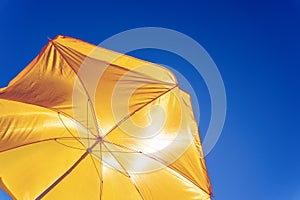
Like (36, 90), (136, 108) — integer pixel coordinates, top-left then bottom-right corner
(0, 35), (212, 199)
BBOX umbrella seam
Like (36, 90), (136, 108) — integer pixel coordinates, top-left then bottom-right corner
(103, 85), (178, 139)
(53, 38), (176, 86)
(51, 41), (101, 137)
(103, 140), (211, 197)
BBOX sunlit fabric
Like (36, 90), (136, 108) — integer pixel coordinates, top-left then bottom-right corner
(0, 35), (212, 199)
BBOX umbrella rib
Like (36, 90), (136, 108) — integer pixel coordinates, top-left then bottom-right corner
(128, 176), (145, 200)
(101, 142), (141, 177)
(88, 153), (103, 200)
(51, 41), (101, 137)
(35, 151), (90, 200)
(103, 85), (178, 139)
(87, 99), (91, 148)
(0, 104), (97, 153)
(35, 140), (99, 199)
(94, 150), (140, 153)
(103, 140), (211, 196)
(99, 143), (103, 200)
(166, 165), (212, 197)
(101, 142), (145, 200)
(101, 158), (130, 178)
(0, 136), (90, 153)
(0, 98), (98, 138)
(54, 138), (86, 151)
(58, 112), (86, 149)
(55, 106), (96, 138)
(102, 142), (131, 177)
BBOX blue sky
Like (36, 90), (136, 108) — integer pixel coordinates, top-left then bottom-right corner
(0, 0), (299, 199)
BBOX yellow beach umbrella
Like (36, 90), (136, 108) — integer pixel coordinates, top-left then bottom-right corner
(0, 35), (212, 199)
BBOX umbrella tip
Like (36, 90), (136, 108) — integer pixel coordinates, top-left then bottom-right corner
(47, 36), (52, 41)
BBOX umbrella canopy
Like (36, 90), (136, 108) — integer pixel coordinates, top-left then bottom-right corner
(0, 35), (212, 199)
